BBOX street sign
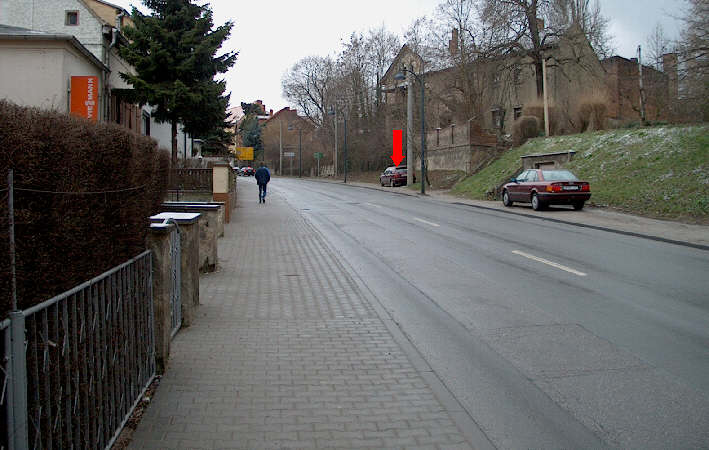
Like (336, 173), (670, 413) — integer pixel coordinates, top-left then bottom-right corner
(284, 152), (295, 157)
(235, 147), (254, 160)
(314, 152), (324, 159)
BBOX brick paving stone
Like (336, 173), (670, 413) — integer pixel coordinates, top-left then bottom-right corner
(129, 181), (472, 450)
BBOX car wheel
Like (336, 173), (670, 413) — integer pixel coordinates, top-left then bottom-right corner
(381, 180), (384, 186)
(389, 179), (393, 187)
(531, 193), (544, 211)
(502, 190), (513, 207)
(572, 201), (585, 210)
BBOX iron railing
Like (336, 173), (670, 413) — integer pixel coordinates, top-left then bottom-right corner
(169, 226), (181, 338)
(168, 168), (212, 193)
(2, 251), (155, 450)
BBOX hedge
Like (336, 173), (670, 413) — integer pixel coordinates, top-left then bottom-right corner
(0, 100), (170, 319)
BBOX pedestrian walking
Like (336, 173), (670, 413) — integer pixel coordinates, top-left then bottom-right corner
(255, 162), (271, 204)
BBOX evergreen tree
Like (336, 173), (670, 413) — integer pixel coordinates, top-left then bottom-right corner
(239, 102), (264, 159)
(120, 0), (237, 165)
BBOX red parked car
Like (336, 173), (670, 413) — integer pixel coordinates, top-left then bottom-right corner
(380, 165), (415, 187)
(502, 169), (591, 211)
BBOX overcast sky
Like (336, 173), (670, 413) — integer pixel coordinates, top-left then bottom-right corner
(112, 0), (687, 112)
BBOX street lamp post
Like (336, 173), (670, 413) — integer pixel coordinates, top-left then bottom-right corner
(329, 105), (348, 183)
(343, 115), (348, 183)
(394, 66), (426, 195)
(328, 106), (338, 176)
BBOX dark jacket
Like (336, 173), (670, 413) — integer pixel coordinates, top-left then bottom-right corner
(255, 166), (270, 185)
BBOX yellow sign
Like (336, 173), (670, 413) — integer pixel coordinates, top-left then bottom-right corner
(235, 147), (254, 160)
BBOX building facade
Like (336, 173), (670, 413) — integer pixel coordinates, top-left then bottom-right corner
(0, 0), (193, 158)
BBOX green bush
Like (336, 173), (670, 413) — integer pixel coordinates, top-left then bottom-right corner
(0, 100), (170, 318)
(512, 115), (539, 146)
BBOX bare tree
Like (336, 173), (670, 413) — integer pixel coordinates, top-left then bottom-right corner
(647, 23), (671, 70)
(676, 0), (709, 119)
(477, 0), (613, 98)
(548, 0), (614, 58)
(281, 55), (335, 127)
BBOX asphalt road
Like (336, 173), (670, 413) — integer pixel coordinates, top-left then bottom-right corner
(254, 176), (709, 449)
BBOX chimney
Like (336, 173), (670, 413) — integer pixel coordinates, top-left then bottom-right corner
(448, 28), (459, 57)
(662, 53), (678, 99)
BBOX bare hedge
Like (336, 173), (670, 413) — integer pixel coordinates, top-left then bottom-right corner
(0, 101), (170, 319)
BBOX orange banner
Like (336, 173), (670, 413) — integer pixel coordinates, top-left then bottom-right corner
(70, 76), (99, 121)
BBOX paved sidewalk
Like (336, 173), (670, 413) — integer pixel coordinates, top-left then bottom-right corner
(129, 180), (473, 449)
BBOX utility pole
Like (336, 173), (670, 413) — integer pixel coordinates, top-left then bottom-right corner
(298, 129), (302, 178)
(334, 108), (338, 176)
(279, 120), (283, 175)
(638, 45), (647, 124)
(406, 65), (414, 186)
(542, 54), (550, 137)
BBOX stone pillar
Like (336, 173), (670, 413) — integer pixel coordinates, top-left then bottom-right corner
(150, 212), (201, 326)
(146, 222), (174, 374)
(212, 163), (232, 222)
(160, 203), (220, 272)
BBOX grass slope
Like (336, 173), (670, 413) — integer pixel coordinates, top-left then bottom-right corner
(451, 125), (709, 221)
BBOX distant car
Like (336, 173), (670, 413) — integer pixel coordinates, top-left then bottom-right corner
(242, 166), (254, 176)
(380, 165), (415, 187)
(502, 169), (591, 211)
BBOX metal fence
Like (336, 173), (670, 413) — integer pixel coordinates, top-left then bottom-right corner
(169, 226), (181, 338)
(168, 168), (213, 193)
(1, 251), (155, 450)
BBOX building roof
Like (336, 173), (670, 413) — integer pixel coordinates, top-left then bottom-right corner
(0, 24), (108, 72)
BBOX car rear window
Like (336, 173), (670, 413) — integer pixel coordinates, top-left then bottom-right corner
(396, 168), (407, 173)
(542, 170), (578, 181)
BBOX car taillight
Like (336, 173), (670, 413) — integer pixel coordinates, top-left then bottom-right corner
(581, 183), (590, 192)
(546, 183), (563, 193)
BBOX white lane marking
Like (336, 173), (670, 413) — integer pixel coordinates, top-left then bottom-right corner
(415, 217), (440, 227)
(365, 202), (382, 208)
(512, 250), (587, 277)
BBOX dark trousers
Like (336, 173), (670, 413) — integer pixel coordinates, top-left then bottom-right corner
(258, 183), (267, 200)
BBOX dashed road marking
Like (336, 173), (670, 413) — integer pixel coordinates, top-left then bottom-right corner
(512, 250), (587, 277)
(415, 217), (440, 227)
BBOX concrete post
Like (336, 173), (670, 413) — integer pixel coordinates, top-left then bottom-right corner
(146, 222), (174, 373)
(212, 163), (232, 223)
(150, 212), (201, 326)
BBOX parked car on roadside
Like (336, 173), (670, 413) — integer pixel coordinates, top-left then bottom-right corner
(380, 165), (415, 187)
(502, 169), (591, 211)
(242, 166), (254, 176)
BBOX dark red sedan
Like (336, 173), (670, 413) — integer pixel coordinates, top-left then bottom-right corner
(502, 169), (591, 210)
(380, 165), (414, 187)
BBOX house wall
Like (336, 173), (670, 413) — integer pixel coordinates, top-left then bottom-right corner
(0, 39), (102, 114)
(148, 116), (193, 156)
(601, 56), (670, 123)
(0, 0), (105, 62)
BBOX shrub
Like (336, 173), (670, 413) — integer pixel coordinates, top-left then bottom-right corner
(577, 94), (609, 132)
(0, 100), (170, 318)
(512, 116), (539, 146)
(523, 103), (559, 135)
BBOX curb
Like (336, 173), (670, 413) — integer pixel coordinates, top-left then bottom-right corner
(304, 178), (709, 252)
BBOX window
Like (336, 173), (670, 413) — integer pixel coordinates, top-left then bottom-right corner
(65, 11), (79, 26)
(513, 65), (522, 85)
(514, 106), (523, 120)
(491, 108), (505, 129)
(527, 171), (538, 182)
(517, 170), (529, 182)
(142, 112), (150, 136)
